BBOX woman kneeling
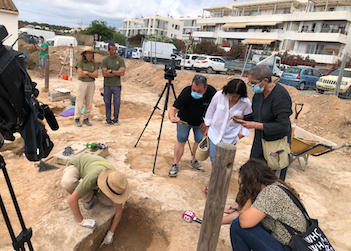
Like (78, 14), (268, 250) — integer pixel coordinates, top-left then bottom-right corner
(230, 158), (308, 251)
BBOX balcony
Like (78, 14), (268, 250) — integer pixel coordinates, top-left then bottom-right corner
(218, 29), (284, 40)
(285, 31), (347, 44)
(192, 31), (218, 38)
(285, 51), (341, 64)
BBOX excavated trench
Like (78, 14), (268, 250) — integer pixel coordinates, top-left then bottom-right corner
(75, 200), (169, 251)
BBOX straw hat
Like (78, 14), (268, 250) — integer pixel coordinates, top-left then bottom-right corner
(195, 136), (209, 161)
(81, 46), (96, 55)
(97, 169), (130, 204)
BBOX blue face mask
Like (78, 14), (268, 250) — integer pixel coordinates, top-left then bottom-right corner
(191, 91), (203, 99)
(250, 84), (264, 93)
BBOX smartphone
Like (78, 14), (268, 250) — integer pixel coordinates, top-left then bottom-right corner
(177, 120), (189, 126)
(232, 117), (242, 124)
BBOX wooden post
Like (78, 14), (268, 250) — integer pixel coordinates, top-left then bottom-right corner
(196, 142), (236, 251)
(43, 54), (49, 92)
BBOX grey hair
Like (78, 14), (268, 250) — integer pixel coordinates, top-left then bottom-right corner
(248, 65), (272, 82)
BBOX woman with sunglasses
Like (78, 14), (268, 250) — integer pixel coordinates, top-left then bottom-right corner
(232, 65), (292, 181)
(204, 79), (252, 162)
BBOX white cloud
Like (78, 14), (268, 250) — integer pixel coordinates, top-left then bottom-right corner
(14, 0), (222, 27)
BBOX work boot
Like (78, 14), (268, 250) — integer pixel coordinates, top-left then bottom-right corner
(190, 160), (204, 172)
(83, 118), (92, 126)
(169, 164), (179, 177)
(74, 119), (82, 127)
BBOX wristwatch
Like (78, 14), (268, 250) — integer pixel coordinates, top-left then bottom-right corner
(110, 69), (113, 73)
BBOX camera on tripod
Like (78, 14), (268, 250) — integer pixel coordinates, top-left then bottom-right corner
(164, 54), (177, 81)
(0, 25), (58, 161)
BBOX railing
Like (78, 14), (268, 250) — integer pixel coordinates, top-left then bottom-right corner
(298, 28), (347, 35)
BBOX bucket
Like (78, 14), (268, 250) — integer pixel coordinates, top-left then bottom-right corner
(62, 75), (68, 80)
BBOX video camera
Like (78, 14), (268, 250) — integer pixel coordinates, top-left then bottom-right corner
(0, 25), (58, 161)
(164, 54), (177, 81)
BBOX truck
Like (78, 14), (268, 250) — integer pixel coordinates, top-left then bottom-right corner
(18, 28), (55, 41)
(225, 53), (282, 76)
(141, 41), (181, 63)
(46, 36), (78, 47)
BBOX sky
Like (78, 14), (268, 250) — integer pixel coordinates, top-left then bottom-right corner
(13, 0), (238, 29)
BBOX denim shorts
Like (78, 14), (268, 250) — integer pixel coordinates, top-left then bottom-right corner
(39, 58), (45, 68)
(177, 123), (204, 143)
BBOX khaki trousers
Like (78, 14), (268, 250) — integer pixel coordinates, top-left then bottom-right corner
(74, 80), (95, 120)
(61, 165), (113, 206)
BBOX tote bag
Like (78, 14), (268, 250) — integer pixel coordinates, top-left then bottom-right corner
(278, 185), (334, 251)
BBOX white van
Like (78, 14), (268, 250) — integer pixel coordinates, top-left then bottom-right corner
(46, 36), (78, 47)
(142, 41), (180, 63)
(132, 47), (142, 59)
(18, 28), (55, 40)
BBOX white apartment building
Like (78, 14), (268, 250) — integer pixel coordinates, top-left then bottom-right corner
(176, 16), (201, 42)
(120, 15), (183, 39)
(194, 0), (351, 64)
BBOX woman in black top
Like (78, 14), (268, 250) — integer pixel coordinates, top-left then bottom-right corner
(233, 65), (292, 181)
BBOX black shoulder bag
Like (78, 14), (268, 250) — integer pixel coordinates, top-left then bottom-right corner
(278, 185), (334, 251)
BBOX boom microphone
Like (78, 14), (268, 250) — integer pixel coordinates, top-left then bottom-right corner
(39, 104), (59, 131)
(182, 210), (202, 224)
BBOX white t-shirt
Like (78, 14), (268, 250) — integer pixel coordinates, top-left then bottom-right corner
(204, 91), (252, 145)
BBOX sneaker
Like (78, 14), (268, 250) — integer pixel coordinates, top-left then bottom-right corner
(83, 118), (92, 126)
(190, 160), (204, 172)
(114, 121), (120, 126)
(169, 164), (179, 177)
(105, 121), (113, 126)
(74, 119), (82, 127)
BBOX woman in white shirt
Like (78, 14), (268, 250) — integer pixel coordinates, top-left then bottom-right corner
(204, 79), (252, 162)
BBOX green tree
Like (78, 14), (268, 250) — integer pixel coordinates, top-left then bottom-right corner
(193, 41), (225, 56)
(225, 43), (246, 59)
(113, 32), (126, 46)
(83, 20), (115, 41)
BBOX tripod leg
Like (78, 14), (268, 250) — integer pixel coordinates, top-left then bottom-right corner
(1, 156), (34, 251)
(152, 82), (172, 173)
(134, 84), (168, 147)
(170, 82), (193, 156)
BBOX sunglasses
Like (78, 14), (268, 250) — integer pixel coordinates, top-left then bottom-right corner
(194, 75), (206, 81)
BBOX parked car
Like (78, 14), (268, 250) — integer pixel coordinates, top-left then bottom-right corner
(278, 64), (290, 77)
(179, 54), (201, 70)
(118, 47), (126, 57)
(222, 56), (235, 61)
(193, 56), (227, 74)
(318, 69), (332, 76)
(279, 66), (322, 90)
(126, 48), (133, 58)
(132, 47), (142, 59)
(316, 68), (351, 99)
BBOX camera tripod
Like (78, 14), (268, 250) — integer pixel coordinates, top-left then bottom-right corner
(134, 79), (192, 173)
(0, 151), (34, 251)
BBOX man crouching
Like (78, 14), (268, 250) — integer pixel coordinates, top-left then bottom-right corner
(61, 155), (129, 246)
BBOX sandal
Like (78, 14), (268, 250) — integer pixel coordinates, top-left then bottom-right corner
(224, 206), (238, 214)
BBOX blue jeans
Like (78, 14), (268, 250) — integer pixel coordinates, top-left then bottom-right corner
(230, 218), (291, 251)
(209, 137), (216, 163)
(104, 86), (121, 123)
(176, 123), (203, 143)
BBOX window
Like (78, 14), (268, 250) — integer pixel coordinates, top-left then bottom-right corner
(306, 43), (316, 54)
(303, 69), (312, 76)
(313, 70), (321, 77)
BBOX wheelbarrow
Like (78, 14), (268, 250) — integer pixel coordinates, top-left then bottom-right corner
(289, 103), (351, 171)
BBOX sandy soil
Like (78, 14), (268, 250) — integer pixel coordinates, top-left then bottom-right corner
(1, 46), (351, 251)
